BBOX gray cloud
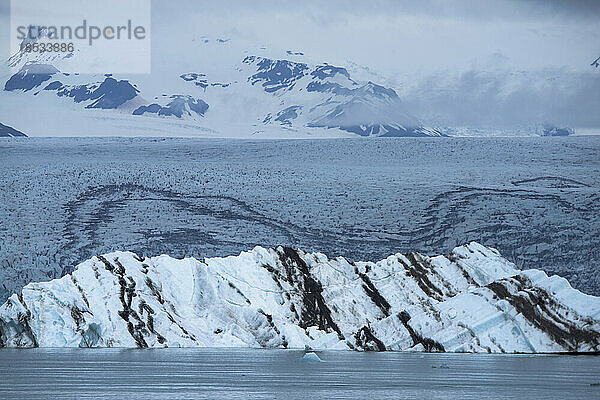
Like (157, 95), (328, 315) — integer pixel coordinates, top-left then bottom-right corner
(402, 69), (600, 128)
(519, 0), (600, 18)
(152, 0), (600, 22)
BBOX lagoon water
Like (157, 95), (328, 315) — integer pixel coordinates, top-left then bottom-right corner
(0, 349), (598, 399)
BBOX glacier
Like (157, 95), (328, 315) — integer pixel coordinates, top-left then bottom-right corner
(1, 242), (598, 352)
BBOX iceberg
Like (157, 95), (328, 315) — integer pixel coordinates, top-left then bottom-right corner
(298, 352), (324, 362)
(1, 242), (599, 353)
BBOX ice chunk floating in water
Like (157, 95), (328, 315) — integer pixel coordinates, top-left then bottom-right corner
(1, 242), (599, 352)
(298, 352), (324, 362)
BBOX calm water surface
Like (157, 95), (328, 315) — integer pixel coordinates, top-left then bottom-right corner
(0, 349), (599, 399)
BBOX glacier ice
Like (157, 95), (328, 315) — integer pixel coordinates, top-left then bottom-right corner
(1, 242), (599, 353)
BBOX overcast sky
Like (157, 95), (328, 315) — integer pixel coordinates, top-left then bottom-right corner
(2, 0), (600, 128)
(151, 0), (599, 73)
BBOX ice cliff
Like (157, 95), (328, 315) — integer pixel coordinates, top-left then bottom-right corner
(1, 242), (598, 352)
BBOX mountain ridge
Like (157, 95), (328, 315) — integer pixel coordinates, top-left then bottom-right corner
(0, 37), (442, 138)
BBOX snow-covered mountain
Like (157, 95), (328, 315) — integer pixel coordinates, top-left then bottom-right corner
(0, 37), (443, 138)
(1, 242), (598, 352)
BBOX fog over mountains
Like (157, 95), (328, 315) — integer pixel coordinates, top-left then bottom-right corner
(0, 0), (597, 137)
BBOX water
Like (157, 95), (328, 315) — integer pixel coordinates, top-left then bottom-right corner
(0, 349), (598, 399)
(1, 136), (599, 301)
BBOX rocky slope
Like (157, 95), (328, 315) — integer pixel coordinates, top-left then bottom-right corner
(1, 242), (598, 352)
